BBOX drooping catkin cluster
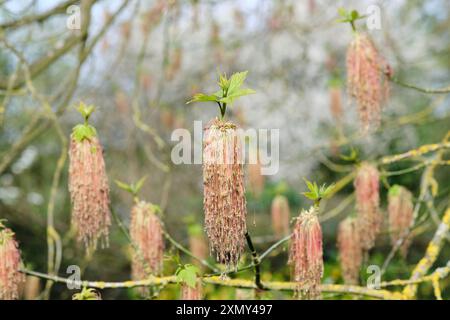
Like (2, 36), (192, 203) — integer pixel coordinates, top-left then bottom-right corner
(203, 118), (247, 269)
(337, 217), (363, 285)
(0, 226), (24, 300)
(69, 135), (111, 250)
(388, 185), (414, 258)
(180, 280), (203, 300)
(354, 162), (382, 251)
(346, 32), (391, 132)
(271, 195), (291, 237)
(289, 206), (323, 299)
(130, 201), (164, 280)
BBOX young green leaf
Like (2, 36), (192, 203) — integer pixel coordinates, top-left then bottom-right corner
(302, 178), (335, 203)
(186, 93), (220, 104)
(351, 10), (359, 20)
(219, 88), (256, 105)
(76, 102), (95, 121)
(114, 180), (133, 194)
(134, 176), (147, 194)
(71, 123), (97, 142)
(186, 70), (255, 118)
(338, 7), (347, 17)
(176, 264), (200, 288)
(388, 184), (401, 197)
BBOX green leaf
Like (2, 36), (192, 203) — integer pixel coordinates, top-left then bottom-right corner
(186, 93), (220, 104)
(76, 102), (95, 121)
(388, 184), (402, 197)
(227, 71), (248, 95)
(219, 88), (256, 104)
(114, 180), (133, 193)
(71, 124), (97, 142)
(176, 264), (199, 288)
(303, 178), (315, 193)
(134, 176), (147, 193)
(350, 10), (359, 20)
(187, 71), (255, 115)
(338, 7), (347, 17)
(302, 191), (317, 200)
(321, 184), (335, 198)
(302, 178), (335, 202)
(218, 73), (229, 90)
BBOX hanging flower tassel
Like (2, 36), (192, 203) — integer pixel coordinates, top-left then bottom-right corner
(289, 207), (323, 299)
(0, 224), (24, 300)
(271, 195), (291, 237)
(130, 201), (165, 280)
(203, 118), (247, 269)
(354, 162), (382, 252)
(388, 185), (414, 258)
(346, 32), (391, 132)
(68, 103), (111, 251)
(337, 217), (363, 285)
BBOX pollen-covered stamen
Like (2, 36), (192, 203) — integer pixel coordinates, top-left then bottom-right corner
(289, 207), (323, 299)
(0, 227), (24, 300)
(346, 32), (391, 132)
(69, 135), (111, 251)
(337, 217), (363, 285)
(130, 201), (165, 280)
(388, 185), (414, 258)
(271, 195), (291, 237)
(203, 118), (247, 269)
(354, 162), (382, 251)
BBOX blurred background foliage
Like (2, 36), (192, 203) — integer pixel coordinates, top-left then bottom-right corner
(0, 0), (449, 299)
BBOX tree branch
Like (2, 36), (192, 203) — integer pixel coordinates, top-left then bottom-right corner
(20, 268), (402, 299)
(390, 77), (450, 94)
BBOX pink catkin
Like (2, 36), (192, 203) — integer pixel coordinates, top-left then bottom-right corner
(203, 118), (247, 269)
(271, 195), (291, 237)
(354, 162), (382, 251)
(0, 227), (24, 300)
(289, 207), (323, 299)
(180, 281), (203, 300)
(346, 33), (391, 132)
(337, 217), (363, 285)
(69, 136), (111, 250)
(130, 201), (165, 280)
(388, 186), (414, 258)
